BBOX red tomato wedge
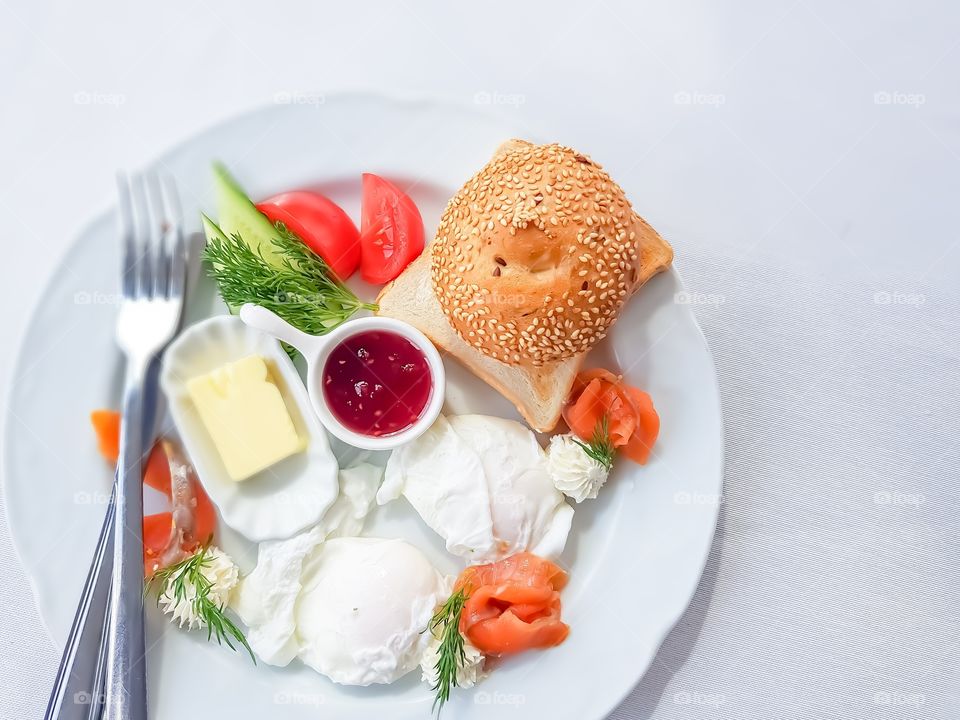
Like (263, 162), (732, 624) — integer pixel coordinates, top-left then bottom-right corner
(455, 552), (570, 656)
(562, 370), (660, 465)
(359, 173), (425, 283)
(257, 191), (361, 280)
(90, 411), (217, 576)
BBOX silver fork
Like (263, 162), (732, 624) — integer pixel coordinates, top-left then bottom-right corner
(43, 177), (184, 720)
(99, 174), (187, 720)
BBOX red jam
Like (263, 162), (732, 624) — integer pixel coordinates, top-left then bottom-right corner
(322, 330), (432, 437)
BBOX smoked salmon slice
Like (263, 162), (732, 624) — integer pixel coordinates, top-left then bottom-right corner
(90, 409), (170, 492)
(455, 552), (570, 656)
(562, 370), (660, 465)
(621, 386), (660, 464)
(142, 512), (175, 576)
(90, 410), (217, 576)
(91, 409), (121, 463)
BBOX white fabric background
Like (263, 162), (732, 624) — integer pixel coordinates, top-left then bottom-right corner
(1, 1), (958, 718)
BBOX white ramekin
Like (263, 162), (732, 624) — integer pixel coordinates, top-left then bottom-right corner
(239, 303), (445, 450)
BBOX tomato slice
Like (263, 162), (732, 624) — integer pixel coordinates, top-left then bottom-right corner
(359, 173), (425, 284)
(257, 191), (361, 280)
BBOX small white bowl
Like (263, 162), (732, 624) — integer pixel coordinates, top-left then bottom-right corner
(160, 315), (339, 541)
(239, 304), (445, 450)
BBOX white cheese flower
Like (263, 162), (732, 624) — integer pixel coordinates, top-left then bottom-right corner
(158, 546), (239, 629)
(546, 433), (610, 503)
(420, 631), (487, 689)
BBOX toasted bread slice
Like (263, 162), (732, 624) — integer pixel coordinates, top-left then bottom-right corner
(376, 225), (672, 432)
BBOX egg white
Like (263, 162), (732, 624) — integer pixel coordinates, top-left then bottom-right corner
(379, 414), (574, 563)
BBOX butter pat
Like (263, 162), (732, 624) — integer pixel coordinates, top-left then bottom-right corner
(187, 355), (305, 481)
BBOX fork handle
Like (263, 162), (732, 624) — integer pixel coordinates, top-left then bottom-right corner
(43, 493), (114, 720)
(101, 356), (150, 720)
(44, 368), (163, 720)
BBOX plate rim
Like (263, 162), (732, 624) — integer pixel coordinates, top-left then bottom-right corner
(593, 261), (725, 719)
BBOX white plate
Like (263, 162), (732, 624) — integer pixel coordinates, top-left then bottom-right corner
(2, 94), (723, 720)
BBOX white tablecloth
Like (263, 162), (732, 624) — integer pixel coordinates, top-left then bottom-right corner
(1, 1), (957, 718)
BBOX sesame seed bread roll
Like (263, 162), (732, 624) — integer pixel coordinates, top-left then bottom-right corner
(376, 139), (673, 431)
(432, 139), (672, 366)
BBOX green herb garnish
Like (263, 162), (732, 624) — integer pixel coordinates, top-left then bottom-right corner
(427, 586), (470, 716)
(145, 544), (255, 663)
(203, 220), (377, 339)
(573, 414), (616, 470)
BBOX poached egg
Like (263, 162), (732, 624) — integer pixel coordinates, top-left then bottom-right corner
(297, 537), (446, 685)
(378, 414), (574, 563)
(231, 463), (447, 685)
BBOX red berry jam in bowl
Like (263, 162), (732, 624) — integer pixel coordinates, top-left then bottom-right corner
(322, 330), (432, 437)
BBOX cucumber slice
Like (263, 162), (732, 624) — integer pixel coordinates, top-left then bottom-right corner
(211, 162), (285, 269)
(200, 212), (229, 245)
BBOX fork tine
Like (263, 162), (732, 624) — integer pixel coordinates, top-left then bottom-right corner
(145, 173), (169, 297)
(160, 172), (183, 224)
(116, 174), (137, 299)
(128, 175), (153, 298)
(160, 175), (186, 301)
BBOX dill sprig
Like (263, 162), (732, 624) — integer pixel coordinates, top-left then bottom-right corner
(573, 414), (616, 470)
(427, 586), (470, 716)
(145, 544), (255, 663)
(202, 218), (377, 337)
